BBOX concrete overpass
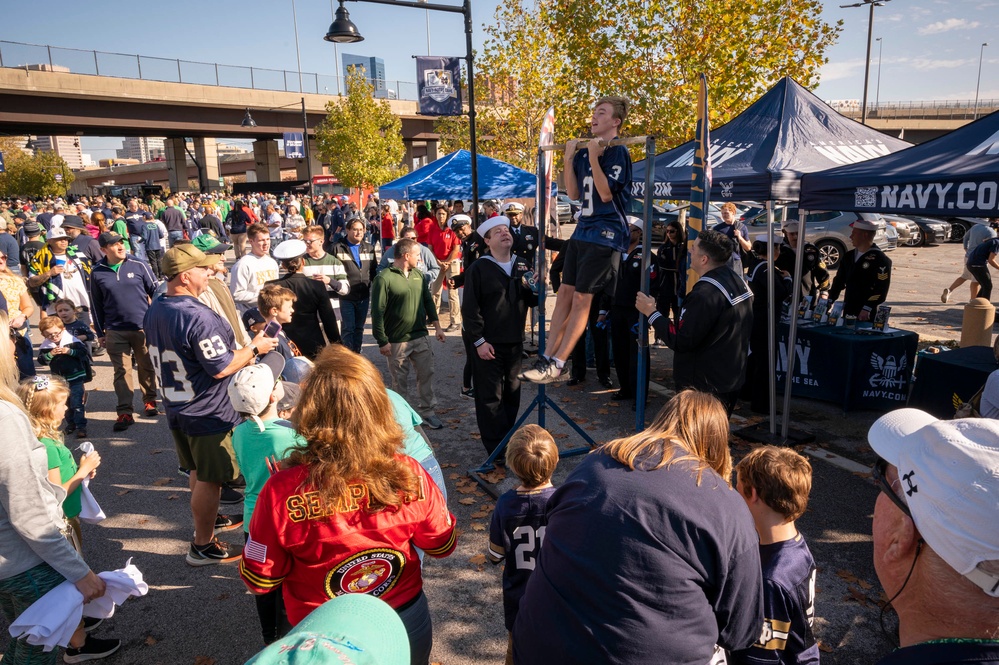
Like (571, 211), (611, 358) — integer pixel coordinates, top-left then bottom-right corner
(836, 100), (999, 143)
(0, 66), (440, 192)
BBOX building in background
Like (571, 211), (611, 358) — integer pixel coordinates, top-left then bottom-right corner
(31, 136), (84, 170)
(342, 54), (393, 98)
(216, 142), (252, 159)
(117, 136), (166, 163)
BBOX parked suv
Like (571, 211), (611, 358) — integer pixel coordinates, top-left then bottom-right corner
(742, 206), (894, 271)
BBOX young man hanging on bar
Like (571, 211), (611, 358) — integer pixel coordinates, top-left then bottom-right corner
(520, 96), (633, 384)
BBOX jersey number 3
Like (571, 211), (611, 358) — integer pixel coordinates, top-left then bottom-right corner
(511, 525), (546, 571)
(149, 344), (195, 403)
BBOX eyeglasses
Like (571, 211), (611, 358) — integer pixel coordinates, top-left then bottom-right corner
(872, 457), (912, 518)
(666, 229), (677, 234)
(304, 238), (321, 245)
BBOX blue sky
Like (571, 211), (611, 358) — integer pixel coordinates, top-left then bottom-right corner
(3, 0), (995, 158)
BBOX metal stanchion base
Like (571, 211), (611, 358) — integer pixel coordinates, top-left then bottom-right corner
(734, 420), (816, 446)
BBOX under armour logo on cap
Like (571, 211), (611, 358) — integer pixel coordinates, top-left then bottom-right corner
(902, 471), (918, 497)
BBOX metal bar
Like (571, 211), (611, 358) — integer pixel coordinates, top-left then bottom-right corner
(540, 136), (648, 152)
(635, 134), (655, 431)
(47, 45), (52, 69)
(250, 67), (255, 89)
(464, 0), (479, 227)
(766, 201), (776, 434)
(94, 50), (99, 76)
(215, 62), (219, 86)
(177, 59), (182, 83)
(137, 54), (142, 79)
(536, 148), (549, 430)
(781, 208), (809, 440)
(345, 0), (464, 13)
(301, 96), (313, 185)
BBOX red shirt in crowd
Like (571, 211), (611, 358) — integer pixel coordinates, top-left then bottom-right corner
(381, 213), (396, 240)
(239, 457), (457, 625)
(428, 223), (459, 263)
(414, 215), (435, 245)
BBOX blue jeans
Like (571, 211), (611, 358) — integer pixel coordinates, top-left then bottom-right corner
(129, 235), (148, 261)
(168, 230), (185, 247)
(340, 298), (369, 352)
(397, 592), (433, 665)
(68, 379), (87, 430)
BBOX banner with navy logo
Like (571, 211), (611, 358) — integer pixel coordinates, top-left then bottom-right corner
(283, 133), (305, 159)
(416, 56), (462, 116)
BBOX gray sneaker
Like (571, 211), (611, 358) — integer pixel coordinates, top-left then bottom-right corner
(422, 415), (444, 430)
(520, 357), (566, 384)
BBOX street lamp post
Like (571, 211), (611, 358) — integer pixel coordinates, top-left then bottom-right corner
(975, 42), (988, 120)
(325, 0), (479, 223)
(240, 99), (312, 185)
(841, 0), (891, 125)
(875, 37), (882, 110)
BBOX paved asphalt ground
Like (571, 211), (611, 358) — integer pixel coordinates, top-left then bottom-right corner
(0, 238), (978, 664)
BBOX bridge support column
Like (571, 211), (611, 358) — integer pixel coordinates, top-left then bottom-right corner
(253, 139), (281, 182)
(164, 137), (188, 194)
(194, 137), (220, 192)
(295, 141), (322, 182)
(403, 139), (440, 172)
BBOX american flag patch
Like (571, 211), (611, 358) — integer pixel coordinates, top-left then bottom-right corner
(244, 537), (267, 563)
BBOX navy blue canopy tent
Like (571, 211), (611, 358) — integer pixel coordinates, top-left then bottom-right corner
(799, 109), (999, 216)
(378, 149), (555, 200)
(631, 77), (912, 202)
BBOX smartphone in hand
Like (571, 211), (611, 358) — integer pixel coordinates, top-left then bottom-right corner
(263, 320), (282, 338)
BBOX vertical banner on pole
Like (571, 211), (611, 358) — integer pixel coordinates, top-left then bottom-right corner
(283, 133), (305, 159)
(537, 108), (556, 236)
(686, 74), (712, 294)
(416, 56), (463, 116)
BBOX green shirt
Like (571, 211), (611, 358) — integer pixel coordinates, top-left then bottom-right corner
(387, 389), (433, 462)
(231, 418), (306, 532)
(111, 219), (132, 252)
(42, 436), (81, 519)
(369, 265), (438, 346)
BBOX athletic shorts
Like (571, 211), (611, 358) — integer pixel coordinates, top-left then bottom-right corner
(561, 238), (620, 295)
(171, 429), (239, 485)
(961, 265), (978, 282)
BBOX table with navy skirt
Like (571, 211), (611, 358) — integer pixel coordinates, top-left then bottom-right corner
(907, 345), (999, 419)
(775, 322), (919, 412)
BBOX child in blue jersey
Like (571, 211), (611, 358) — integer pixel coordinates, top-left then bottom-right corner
(228, 352), (306, 645)
(487, 424), (559, 665)
(732, 446), (819, 665)
(522, 96), (632, 384)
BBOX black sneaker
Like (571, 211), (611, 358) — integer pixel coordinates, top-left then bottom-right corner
(112, 414), (134, 432)
(82, 617), (103, 633)
(186, 538), (242, 566)
(177, 467), (191, 478)
(219, 484), (244, 505)
(214, 513), (244, 535)
(63, 635), (121, 663)
(460, 387), (475, 399)
(228, 474), (247, 489)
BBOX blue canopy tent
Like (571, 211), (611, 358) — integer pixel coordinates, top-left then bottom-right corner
(799, 109), (999, 216)
(631, 77), (912, 202)
(379, 149), (556, 200)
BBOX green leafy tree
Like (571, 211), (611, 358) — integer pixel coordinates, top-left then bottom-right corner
(0, 137), (74, 198)
(440, 0), (841, 168)
(315, 67), (405, 189)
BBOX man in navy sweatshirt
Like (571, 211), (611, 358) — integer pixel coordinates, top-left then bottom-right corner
(89, 232), (160, 432)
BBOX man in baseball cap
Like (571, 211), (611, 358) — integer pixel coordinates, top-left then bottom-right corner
(192, 234), (233, 255)
(867, 409), (999, 663)
(160, 244), (220, 281)
(826, 215), (892, 321)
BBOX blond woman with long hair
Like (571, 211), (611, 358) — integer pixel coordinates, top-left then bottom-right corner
(513, 390), (765, 665)
(239, 344), (457, 665)
(0, 311), (115, 663)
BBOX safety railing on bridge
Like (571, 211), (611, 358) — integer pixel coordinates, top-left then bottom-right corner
(0, 39), (419, 101)
(832, 98), (999, 121)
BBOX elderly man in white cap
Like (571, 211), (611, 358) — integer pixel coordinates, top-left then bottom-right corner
(827, 217), (892, 321)
(867, 409), (999, 664)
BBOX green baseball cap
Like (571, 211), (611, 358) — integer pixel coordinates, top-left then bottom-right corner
(244, 594), (409, 665)
(191, 233), (233, 255)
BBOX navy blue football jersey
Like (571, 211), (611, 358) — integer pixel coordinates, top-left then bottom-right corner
(571, 144), (632, 252)
(143, 294), (239, 436)
(729, 533), (819, 665)
(488, 486), (557, 631)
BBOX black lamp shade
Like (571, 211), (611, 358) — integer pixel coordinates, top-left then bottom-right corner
(324, 2), (364, 43)
(241, 109), (257, 128)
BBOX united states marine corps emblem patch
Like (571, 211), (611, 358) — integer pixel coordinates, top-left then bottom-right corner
(326, 548), (405, 599)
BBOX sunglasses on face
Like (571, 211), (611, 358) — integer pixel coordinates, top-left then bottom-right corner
(872, 457), (912, 519)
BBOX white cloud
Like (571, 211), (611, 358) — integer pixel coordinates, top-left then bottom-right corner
(818, 59), (866, 82)
(918, 18), (981, 35)
(910, 57), (974, 70)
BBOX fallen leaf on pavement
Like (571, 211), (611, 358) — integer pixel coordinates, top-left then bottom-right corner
(817, 641), (833, 653)
(468, 554), (486, 565)
(471, 523), (486, 531)
(152, 478), (173, 486)
(117, 489), (130, 496)
(458, 498), (476, 505)
(457, 486), (476, 494)
(144, 636), (158, 646)
(167, 495), (179, 500)
(470, 511), (490, 519)
(195, 657), (217, 665)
